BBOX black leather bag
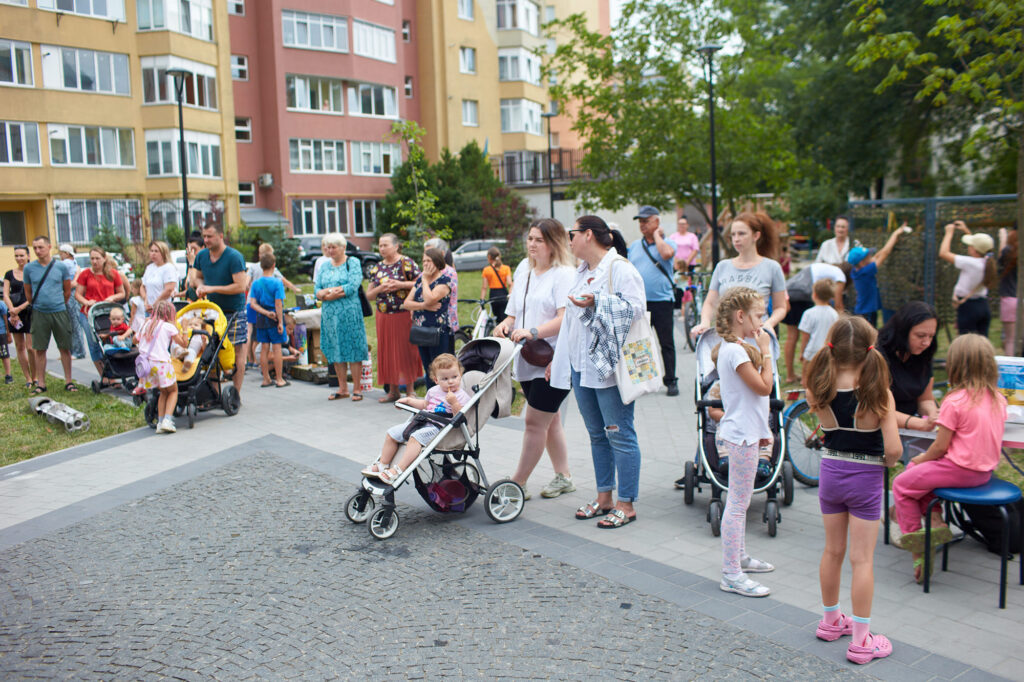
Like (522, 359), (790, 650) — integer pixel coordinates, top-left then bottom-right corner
(358, 285), (373, 317)
(409, 325), (442, 347)
(519, 270), (555, 367)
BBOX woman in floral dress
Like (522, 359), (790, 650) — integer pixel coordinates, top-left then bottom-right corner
(366, 233), (422, 402)
(315, 233), (368, 401)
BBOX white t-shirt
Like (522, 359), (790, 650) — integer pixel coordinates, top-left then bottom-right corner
(816, 238), (849, 265)
(142, 262), (178, 307)
(506, 259), (575, 381)
(953, 254), (987, 299)
(809, 263), (846, 284)
(799, 304), (839, 361)
(716, 341), (770, 446)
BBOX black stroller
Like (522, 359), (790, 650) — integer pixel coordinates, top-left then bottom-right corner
(86, 301), (140, 398)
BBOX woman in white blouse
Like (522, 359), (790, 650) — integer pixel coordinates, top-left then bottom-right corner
(140, 241), (178, 315)
(494, 219), (577, 501)
(816, 215), (851, 266)
(549, 215), (646, 529)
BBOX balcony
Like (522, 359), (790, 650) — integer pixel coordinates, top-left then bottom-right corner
(491, 148), (589, 186)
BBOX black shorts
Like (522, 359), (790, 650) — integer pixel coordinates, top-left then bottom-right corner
(783, 299), (812, 327)
(519, 377), (570, 413)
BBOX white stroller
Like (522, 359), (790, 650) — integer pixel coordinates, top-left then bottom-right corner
(344, 338), (526, 540)
(684, 330), (795, 536)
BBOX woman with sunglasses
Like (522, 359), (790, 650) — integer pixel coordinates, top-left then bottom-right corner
(549, 215), (647, 529)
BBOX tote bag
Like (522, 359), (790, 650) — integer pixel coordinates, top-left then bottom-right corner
(609, 258), (664, 404)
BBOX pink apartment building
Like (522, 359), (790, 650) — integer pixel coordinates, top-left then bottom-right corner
(228, 0), (418, 249)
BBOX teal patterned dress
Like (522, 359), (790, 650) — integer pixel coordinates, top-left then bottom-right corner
(315, 257), (368, 363)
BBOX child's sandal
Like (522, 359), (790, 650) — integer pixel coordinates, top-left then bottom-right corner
(361, 462), (385, 478)
(379, 465), (404, 485)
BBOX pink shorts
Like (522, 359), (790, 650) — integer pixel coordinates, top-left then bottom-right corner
(1000, 297), (1017, 323)
(141, 360), (176, 389)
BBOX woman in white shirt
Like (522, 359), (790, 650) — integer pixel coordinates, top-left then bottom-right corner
(939, 220), (997, 336)
(816, 215), (851, 266)
(140, 241), (179, 315)
(494, 219), (577, 501)
(550, 215), (646, 529)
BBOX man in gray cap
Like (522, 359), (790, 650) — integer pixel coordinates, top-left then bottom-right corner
(627, 206), (678, 396)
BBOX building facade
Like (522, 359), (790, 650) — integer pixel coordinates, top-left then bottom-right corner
(0, 0), (240, 272)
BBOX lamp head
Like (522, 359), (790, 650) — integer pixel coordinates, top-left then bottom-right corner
(697, 44), (723, 62)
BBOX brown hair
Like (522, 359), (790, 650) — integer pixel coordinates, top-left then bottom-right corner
(983, 253), (999, 291)
(714, 287), (764, 371)
(946, 333), (1001, 408)
(528, 218), (574, 268)
(90, 246), (117, 280)
(805, 315), (891, 421)
(423, 247), (446, 271)
(429, 353), (462, 378)
(259, 253), (276, 270)
(486, 246), (502, 265)
(731, 212), (780, 260)
(812, 278), (835, 303)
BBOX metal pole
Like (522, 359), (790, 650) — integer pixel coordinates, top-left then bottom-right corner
(541, 110), (556, 218)
(699, 45), (723, 267)
(168, 70), (191, 233)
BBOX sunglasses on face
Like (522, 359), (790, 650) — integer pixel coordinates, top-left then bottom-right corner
(568, 229), (585, 239)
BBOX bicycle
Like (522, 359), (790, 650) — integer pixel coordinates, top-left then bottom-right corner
(454, 295), (507, 350)
(680, 267), (710, 352)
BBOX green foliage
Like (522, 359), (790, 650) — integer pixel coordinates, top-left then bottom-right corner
(164, 224), (185, 250)
(262, 225), (301, 277)
(92, 223), (126, 256)
(385, 121), (447, 249)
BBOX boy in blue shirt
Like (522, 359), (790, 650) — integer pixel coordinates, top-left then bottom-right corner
(847, 226), (910, 328)
(248, 253), (289, 388)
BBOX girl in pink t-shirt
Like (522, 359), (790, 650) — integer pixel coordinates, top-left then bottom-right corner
(892, 333), (1007, 582)
(138, 300), (186, 433)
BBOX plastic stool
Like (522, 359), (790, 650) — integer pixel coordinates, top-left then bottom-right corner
(923, 479), (1023, 608)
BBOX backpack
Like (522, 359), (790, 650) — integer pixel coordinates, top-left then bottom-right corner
(785, 267), (815, 303)
(955, 495), (1023, 557)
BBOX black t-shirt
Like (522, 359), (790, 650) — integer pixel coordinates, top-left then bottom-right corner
(999, 247), (1017, 299)
(881, 347), (932, 415)
(4, 270), (27, 305)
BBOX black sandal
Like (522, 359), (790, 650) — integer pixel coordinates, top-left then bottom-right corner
(32, 384), (47, 394)
(64, 382), (78, 392)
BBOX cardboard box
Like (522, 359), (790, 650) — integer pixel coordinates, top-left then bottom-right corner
(996, 356), (1024, 406)
(289, 364), (330, 384)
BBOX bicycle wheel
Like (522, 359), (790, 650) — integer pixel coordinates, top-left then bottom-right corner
(453, 329), (471, 352)
(683, 300), (698, 352)
(783, 400), (823, 486)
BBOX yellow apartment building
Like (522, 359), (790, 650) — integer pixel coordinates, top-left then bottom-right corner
(0, 0), (239, 273)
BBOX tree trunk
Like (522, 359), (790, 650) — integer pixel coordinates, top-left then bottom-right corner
(1015, 126), (1024, 355)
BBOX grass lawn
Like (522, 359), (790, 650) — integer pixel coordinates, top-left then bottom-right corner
(0, 358), (145, 468)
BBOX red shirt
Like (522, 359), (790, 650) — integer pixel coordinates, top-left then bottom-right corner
(78, 268), (123, 314)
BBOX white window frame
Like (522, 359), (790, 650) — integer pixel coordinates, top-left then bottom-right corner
(461, 99), (478, 127)
(54, 198), (141, 244)
(401, 20), (411, 42)
(496, 0), (538, 34)
(288, 138), (346, 174)
(0, 120), (41, 166)
(136, 0), (213, 41)
(234, 117), (251, 142)
(0, 40), (33, 88)
(498, 47), (540, 85)
(140, 56), (218, 110)
(500, 98), (542, 135)
(291, 199), (348, 236)
(144, 129), (221, 178)
(238, 182), (255, 206)
(404, 76), (413, 99)
(459, 47), (476, 75)
(41, 45), (131, 95)
(347, 82), (398, 118)
(352, 19), (396, 63)
(231, 55), (248, 81)
(0, 0), (29, 5)
(287, 74), (344, 115)
(228, 0), (244, 15)
(350, 141), (401, 177)
(38, 0), (125, 21)
(352, 200), (378, 236)
(458, 0), (473, 20)
(48, 124), (134, 168)
(282, 10), (348, 53)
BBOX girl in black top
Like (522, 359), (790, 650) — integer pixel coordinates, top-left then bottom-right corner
(876, 302), (939, 432)
(3, 245), (35, 386)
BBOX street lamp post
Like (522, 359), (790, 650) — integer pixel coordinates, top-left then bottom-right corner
(698, 44), (722, 267)
(541, 109), (556, 218)
(166, 68), (192, 234)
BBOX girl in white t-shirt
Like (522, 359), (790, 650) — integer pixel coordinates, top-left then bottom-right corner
(714, 286), (776, 597)
(939, 220), (997, 337)
(138, 300), (186, 433)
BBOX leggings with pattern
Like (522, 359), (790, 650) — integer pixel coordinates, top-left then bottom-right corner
(718, 438), (759, 576)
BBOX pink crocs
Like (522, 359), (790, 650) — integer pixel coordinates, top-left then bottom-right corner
(846, 633), (893, 665)
(815, 613), (853, 642)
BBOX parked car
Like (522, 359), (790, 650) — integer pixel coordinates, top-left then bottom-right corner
(297, 236), (380, 279)
(452, 239), (504, 271)
(74, 252), (134, 281)
(169, 250), (189, 280)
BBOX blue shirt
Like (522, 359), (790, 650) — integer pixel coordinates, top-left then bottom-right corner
(851, 261), (881, 314)
(250, 275), (284, 311)
(627, 239), (672, 302)
(195, 246), (246, 313)
(24, 258), (72, 313)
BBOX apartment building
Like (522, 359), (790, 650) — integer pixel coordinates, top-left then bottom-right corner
(0, 0), (239, 272)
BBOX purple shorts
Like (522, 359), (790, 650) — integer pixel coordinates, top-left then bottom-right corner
(818, 458), (884, 520)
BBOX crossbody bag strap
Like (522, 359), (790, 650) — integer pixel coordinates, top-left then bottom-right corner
(27, 259), (57, 306)
(490, 264), (509, 294)
(641, 240), (675, 287)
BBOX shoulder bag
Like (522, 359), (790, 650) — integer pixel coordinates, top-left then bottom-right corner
(641, 240), (682, 309)
(609, 258), (664, 404)
(408, 276), (443, 347)
(24, 259), (57, 311)
(519, 269), (554, 367)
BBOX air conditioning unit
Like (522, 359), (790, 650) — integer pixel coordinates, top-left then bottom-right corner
(257, 173), (274, 188)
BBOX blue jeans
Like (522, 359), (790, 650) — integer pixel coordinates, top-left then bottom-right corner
(79, 310), (102, 362)
(418, 331), (452, 388)
(69, 302), (87, 358)
(571, 369), (641, 502)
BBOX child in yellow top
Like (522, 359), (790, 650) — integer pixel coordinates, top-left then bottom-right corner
(480, 247), (512, 323)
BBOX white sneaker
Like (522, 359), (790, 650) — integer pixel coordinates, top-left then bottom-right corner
(155, 419), (168, 434)
(161, 418), (176, 434)
(540, 473), (577, 498)
(720, 573), (771, 597)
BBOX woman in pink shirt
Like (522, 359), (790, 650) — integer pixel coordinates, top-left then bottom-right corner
(669, 216), (700, 272)
(892, 334), (1007, 583)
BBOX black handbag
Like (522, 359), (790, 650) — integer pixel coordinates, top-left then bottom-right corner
(409, 325), (442, 347)
(255, 311), (276, 329)
(358, 284), (373, 317)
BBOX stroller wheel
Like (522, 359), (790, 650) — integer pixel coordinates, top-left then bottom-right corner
(781, 461), (794, 507)
(221, 385), (241, 416)
(484, 480), (524, 524)
(368, 507), (400, 540)
(345, 492), (375, 524)
(709, 500), (723, 537)
(90, 380), (102, 394)
(683, 461), (696, 506)
(186, 403), (198, 429)
(765, 500), (779, 537)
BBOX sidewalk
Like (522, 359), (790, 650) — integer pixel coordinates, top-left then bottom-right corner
(0, 326), (1020, 680)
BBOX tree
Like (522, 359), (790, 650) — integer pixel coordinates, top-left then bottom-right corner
(384, 121), (447, 249)
(847, 0), (1024, 349)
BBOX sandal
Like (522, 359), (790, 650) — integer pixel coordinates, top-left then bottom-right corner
(912, 553), (935, 584)
(899, 526), (953, 555)
(32, 384), (47, 394)
(597, 509), (637, 529)
(379, 465), (404, 485)
(575, 501), (613, 520)
(378, 393), (400, 404)
(260, 382), (274, 388)
(275, 380), (291, 387)
(361, 462), (385, 478)
(351, 393), (363, 402)
(64, 382), (78, 392)
(328, 392), (349, 401)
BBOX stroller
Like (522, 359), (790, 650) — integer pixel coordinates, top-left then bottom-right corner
(143, 300), (241, 429)
(345, 337), (525, 540)
(683, 330), (794, 537)
(86, 301), (140, 398)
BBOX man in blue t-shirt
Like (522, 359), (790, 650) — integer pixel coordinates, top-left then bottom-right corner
(194, 223), (249, 394)
(627, 206), (678, 396)
(23, 236), (75, 392)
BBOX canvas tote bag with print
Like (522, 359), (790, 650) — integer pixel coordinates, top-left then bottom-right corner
(609, 258), (664, 404)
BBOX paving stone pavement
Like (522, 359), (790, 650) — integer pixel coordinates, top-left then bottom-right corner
(1, 453), (864, 680)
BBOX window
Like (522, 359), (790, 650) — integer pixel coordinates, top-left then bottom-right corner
(352, 20), (396, 63)
(0, 40), (32, 87)
(544, 4), (554, 22)
(238, 182), (255, 206)
(140, 57), (217, 109)
(404, 76), (413, 98)
(230, 55), (248, 80)
(0, 211), (27, 247)
(0, 121), (40, 166)
(500, 98), (542, 135)
(148, 197), (221, 238)
(458, 0), (473, 20)
(49, 124), (133, 167)
(549, 131), (559, 148)
(352, 200), (378, 236)
(228, 0), (243, 15)
(291, 199), (347, 236)
(38, 0), (125, 21)
(401, 20), (410, 42)
(498, 47), (540, 85)
(462, 99), (478, 126)
(144, 129), (221, 178)
(348, 83), (397, 118)
(459, 47), (476, 74)
(282, 10), (348, 53)
(41, 46), (130, 95)
(137, 0), (213, 40)
(0, 0), (29, 5)
(351, 141), (401, 176)
(288, 138), (346, 173)
(234, 117), (251, 142)
(53, 199), (141, 244)
(496, 0), (538, 34)
(287, 74), (344, 114)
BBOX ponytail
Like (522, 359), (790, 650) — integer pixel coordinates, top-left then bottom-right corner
(983, 253), (999, 290)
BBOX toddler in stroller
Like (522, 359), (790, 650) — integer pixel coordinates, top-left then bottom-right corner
(171, 314), (209, 372)
(99, 305), (134, 355)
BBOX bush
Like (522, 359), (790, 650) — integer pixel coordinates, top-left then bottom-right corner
(165, 224), (185, 249)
